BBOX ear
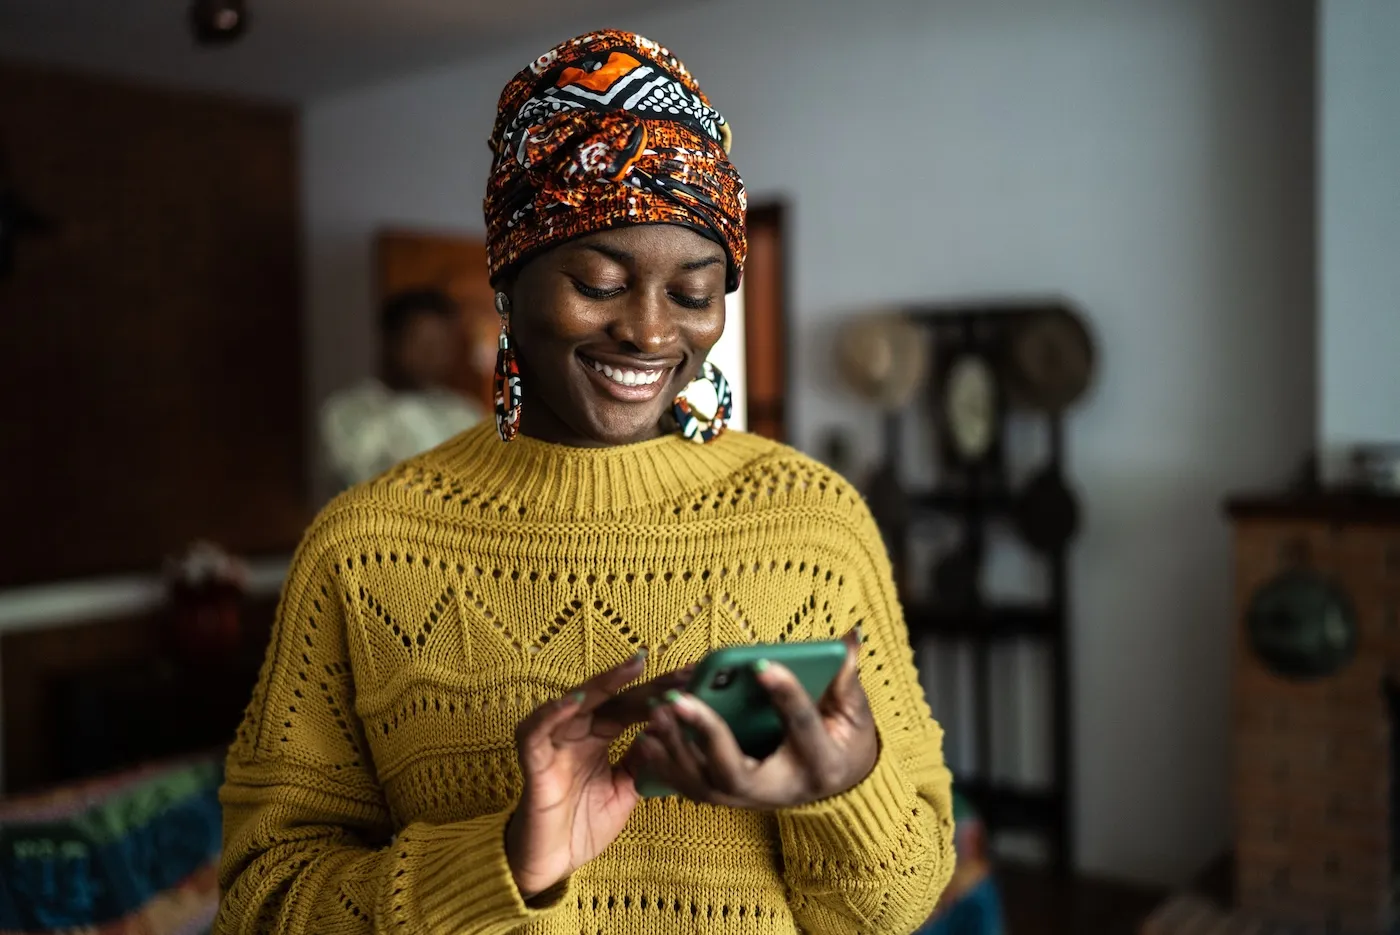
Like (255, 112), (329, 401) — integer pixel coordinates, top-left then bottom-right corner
(493, 274), (521, 319)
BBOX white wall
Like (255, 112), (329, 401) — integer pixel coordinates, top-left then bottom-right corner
(1318, 0), (1400, 480)
(302, 0), (1316, 885)
(714, 289), (747, 431)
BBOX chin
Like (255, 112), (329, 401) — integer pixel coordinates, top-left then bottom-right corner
(560, 362), (682, 446)
(577, 406), (670, 446)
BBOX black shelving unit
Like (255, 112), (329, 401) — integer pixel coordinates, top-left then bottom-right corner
(868, 303), (1085, 876)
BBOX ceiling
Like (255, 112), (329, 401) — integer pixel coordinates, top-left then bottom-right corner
(0, 0), (679, 103)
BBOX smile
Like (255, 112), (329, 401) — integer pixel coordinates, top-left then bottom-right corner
(578, 354), (675, 402)
(587, 359), (664, 386)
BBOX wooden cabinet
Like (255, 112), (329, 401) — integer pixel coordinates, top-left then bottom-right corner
(1226, 495), (1399, 934)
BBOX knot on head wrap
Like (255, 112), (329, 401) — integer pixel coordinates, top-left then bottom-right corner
(484, 31), (748, 292)
(518, 110), (648, 204)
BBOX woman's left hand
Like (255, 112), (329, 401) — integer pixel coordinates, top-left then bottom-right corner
(629, 628), (880, 808)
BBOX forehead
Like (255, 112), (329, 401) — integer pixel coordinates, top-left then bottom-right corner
(568, 224), (726, 261)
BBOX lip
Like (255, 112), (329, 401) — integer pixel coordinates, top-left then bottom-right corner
(577, 352), (677, 403)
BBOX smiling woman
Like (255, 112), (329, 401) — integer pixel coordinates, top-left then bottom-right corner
(505, 224), (728, 446)
(215, 28), (954, 935)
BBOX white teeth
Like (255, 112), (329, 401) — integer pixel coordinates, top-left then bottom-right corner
(587, 357), (663, 387)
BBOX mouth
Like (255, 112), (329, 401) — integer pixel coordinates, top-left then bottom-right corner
(578, 353), (677, 403)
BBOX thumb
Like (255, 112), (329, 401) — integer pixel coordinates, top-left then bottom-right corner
(516, 690), (584, 772)
(824, 625), (864, 709)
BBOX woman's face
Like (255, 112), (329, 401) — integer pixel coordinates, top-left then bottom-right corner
(506, 223), (728, 448)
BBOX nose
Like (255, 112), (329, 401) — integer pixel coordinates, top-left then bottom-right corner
(606, 287), (679, 356)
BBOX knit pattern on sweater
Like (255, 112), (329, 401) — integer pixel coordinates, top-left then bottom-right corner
(215, 424), (955, 935)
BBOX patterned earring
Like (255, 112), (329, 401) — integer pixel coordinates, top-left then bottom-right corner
(672, 361), (732, 444)
(493, 292), (522, 443)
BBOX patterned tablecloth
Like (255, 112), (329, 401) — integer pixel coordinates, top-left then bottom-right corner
(0, 754), (223, 935)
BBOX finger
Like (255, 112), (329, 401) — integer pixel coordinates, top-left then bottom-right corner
(650, 705), (705, 770)
(753, 659), (834, 770)
(592, 664), (695, 724)
(514, 689), (587, 768)
(618, 729), (650, 777)
(822, 627), (865, 711)
(628, 729), (686, 791)
(525, 650), (647, 750)
(664, 693), (753, 794)
(570, 648), (649, 712)
(516, 688), (585, 741)
(649, 705), (711, 796)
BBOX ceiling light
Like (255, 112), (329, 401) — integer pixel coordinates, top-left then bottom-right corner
(190, 0), (249, 46)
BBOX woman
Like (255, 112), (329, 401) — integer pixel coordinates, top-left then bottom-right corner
(216, 30), (954, 935)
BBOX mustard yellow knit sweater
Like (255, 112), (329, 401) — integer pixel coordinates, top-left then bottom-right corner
(216, 424), (954, 935)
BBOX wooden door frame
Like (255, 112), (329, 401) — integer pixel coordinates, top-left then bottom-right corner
(742, 201), (792, 442)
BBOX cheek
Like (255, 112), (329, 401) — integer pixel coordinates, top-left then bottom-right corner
(513, 284), (598, 348)
(684, 307), (727, 355)
(509, 301), (594, 391)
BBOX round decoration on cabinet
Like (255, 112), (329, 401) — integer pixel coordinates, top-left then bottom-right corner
(941, 352), (1000, 466)
(1012, 469), (1080, 553)
(1245, 572), (1358, 681)
(834, 312), (929, 410)
(1007, 308), (1096, 413)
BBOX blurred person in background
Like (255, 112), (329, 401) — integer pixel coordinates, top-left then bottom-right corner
(320, 287), (484, 488)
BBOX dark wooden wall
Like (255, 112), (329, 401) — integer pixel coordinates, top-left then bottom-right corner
(0, 63), (309, 586)
(1, 596), (278, 793)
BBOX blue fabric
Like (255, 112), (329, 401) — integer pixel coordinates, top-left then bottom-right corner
(0, 763), (222, 932)
(915, 878), (1005, 935)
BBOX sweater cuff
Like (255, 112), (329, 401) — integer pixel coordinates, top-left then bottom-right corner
(776, 749), (917, 874)
(410, 810), (573, 934)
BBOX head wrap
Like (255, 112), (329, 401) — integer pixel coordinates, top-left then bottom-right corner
(484, 30), (747, 292)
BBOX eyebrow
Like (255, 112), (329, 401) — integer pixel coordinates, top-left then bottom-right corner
(582, 243), (725, 271)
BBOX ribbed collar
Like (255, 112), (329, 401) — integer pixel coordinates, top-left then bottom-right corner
(421, 423), (775, 518)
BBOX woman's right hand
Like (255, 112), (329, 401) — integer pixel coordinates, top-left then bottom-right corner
(504, 650), (689, 900)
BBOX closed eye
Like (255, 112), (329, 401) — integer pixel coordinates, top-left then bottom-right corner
(573, 281), (624, 301)
(670, 293), (714, 310)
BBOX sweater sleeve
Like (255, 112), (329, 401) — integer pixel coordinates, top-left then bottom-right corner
(775, 501), (956, 935)
(215, 530), (571, 935)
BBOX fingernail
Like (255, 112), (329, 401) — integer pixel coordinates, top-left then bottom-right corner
(663, 689), (682, 705)
(634, 646), (649, 662)
(570, 691), (587, 704)
(647, 696), (662, 710)
(753, 658), (770, 674)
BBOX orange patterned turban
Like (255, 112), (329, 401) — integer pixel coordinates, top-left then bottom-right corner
(484, 30), (748, 292)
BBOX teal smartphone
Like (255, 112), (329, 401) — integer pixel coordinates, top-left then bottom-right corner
(634, 639), (848, 798)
